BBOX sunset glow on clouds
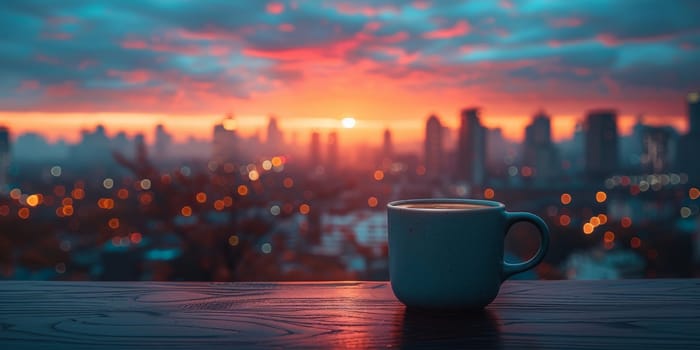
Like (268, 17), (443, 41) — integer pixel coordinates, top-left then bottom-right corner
(1, 0), (699, 144)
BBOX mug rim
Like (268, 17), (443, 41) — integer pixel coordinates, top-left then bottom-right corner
(387, 198), (505, 212)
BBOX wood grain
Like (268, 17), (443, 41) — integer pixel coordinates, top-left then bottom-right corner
(0, 280), (699, 349)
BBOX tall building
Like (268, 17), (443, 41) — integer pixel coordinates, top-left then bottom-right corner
(641, 126), (675, 173)
(309, 131), (322, 167)
(523, 112), (559, 181)
(212, 114), (238, 164)
(584, 109), (619, 180)
(678, 92), (700, 183)
(326, 131), (338, 173)
(383, 128), (393, 159)
(424, 115), (443, 179)
(455, 108), (486, 185)
(154, 124), (172, 159)
(486, 127), (509, 178)
(689, 92), (700, 136)
(0, 126), (10, 192)
(266, 116), (284, 154)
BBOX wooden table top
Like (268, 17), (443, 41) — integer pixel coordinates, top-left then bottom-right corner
(0, 280), (699, 349)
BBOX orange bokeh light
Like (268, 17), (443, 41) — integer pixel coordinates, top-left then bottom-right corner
(484, 188), (495, 199)
(367, 196), (378, 207)
(621, 216), (632, 228)
(108, 218), (120, 229)
(373, 170), (384, 181)
(18, 207), (30, 219)
(595, 191), (607, 203)
(237, 185), (249, 196)
(690, 187), (700, 200)
(630, 236), (641, 249)
(299, 203), (310, 215)
(130, 232), (142, 244)
(559, 214), (571, 226)
(561, 193), (572, 205)
(71, 188), (85, 200)
(604, 231), (615, 243)
(117, 188), (129, 199)
(196, 192), (207, 203)
(583, 223), (594, 234)
(62, 205), (74, 216)
(181, 206), (193, 216)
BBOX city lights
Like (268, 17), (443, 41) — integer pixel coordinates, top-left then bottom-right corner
(561, 193), (572, 205)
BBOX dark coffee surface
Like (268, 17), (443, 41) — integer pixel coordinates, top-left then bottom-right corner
(395, 202), (491, 210)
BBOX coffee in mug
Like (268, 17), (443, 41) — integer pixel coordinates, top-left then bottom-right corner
(387, 198), (549, 310)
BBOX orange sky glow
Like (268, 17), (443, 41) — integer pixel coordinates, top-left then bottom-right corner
(1, 1), (696, 153)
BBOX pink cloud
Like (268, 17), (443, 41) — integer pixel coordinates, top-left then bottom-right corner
(78, 60), (97, 70)
(500, 0), (513, 10)
(42, 32), (72, 40)
(122, 39), (148, 49)
(278, 23), (295, 32)
(121, 38), (203, 55)
(423, 20), (470, 39)
(413, 1), (430, 10)
(335, 3), (399, 17)
(208, 45), (231, 56)
(597, 34), (618, 47)
(574, 68), (591, 76)
(17, 80), (40, 92)
(46, 81), (77, 97)
(266, 2), (284, 14)
(549, 17), (583, 28)
(35, 54), (60, 64)
(363, 21), (382, 32)
(108, 69), (153, 84)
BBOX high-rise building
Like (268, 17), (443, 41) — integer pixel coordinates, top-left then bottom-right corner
(641, 126), (675, 173)
(523, 111), (559, 181)
(0, 126), (10, 192)
(309, 131), (322, 167)
(266, 116), (284, 154)
(688, 92), (700, 136)
(382, 129), (392, 162)
(424, 115), (443, 179)
(326, 131), (338, 173)
(678, 92), (700, 183)
(212, 114), (238, 164)
(584, 109), (619, 180)
(154, 124), (172, 159)
(455, 108), (486, 185)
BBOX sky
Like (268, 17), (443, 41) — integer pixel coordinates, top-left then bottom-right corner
(1, 0), (699, 146)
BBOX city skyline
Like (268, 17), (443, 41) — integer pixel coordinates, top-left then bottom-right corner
(2, 1), (699, 145)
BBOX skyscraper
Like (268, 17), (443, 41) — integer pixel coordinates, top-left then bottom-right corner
(0, 126), (10, 192)
(584, 110), (619, 180)
(455, 108), (486, 185)
(641, 126), (675, 173)
(688, 92), (700, 136)
(212, 114), (238, 164)
(309, 131), (321, 167)
(523, 111), (559, 181)
(424, 115), (443, 179)
(383, 129), (393, 159)
(326, 131), (338, 173)
(266, 116), (284, 154)
(154, 124), (172, 159)
(678, 92), (700, 183)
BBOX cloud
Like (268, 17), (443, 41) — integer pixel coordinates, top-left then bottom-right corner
(0, 0), (698, 116)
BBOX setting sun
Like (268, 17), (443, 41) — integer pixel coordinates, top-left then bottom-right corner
(341, 117), (356, 129)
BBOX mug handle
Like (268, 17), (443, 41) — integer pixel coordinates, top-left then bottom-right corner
(502, 212), (550, 280)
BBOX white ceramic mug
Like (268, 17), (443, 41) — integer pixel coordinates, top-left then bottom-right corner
(387, 198), (550, 309)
